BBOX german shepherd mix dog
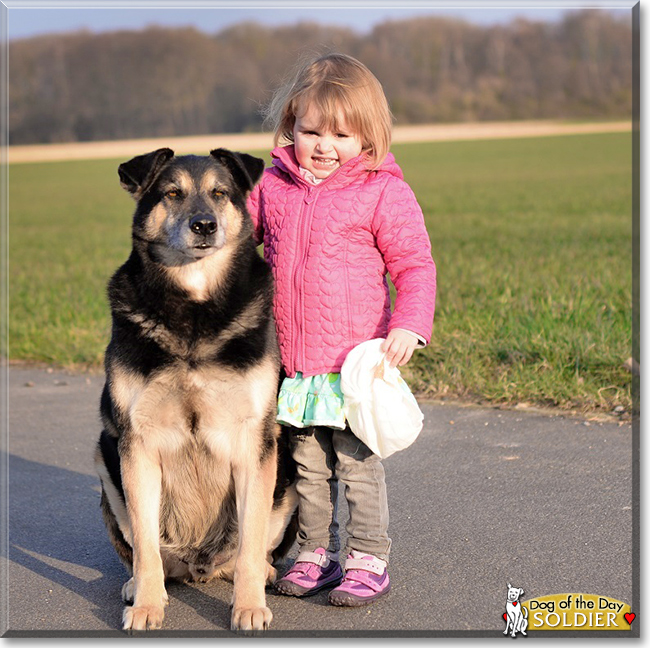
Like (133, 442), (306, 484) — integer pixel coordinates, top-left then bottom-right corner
(94, 148), (297, 632)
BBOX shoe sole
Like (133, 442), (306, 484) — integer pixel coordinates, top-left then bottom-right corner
(328, 581), (391, 607)
(275, 574), (343, 598)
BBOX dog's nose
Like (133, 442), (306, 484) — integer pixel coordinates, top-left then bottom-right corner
(189, 214), (217, 236)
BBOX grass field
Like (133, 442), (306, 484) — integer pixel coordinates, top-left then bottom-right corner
(8, 132), (633, 414)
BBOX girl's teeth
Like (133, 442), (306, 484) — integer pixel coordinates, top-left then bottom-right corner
(313, 158), (337, 168)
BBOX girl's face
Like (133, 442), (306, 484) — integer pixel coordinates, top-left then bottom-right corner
(292, 104), (363, 179)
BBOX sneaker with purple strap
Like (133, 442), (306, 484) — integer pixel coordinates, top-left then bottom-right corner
(275, 548), (343, 597)
(328, 551), (390, 606)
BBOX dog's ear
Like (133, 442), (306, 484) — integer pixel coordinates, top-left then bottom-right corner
(507, 583), (512, 589)
(118, 148), (174, 198)
(519, 589), (524, 597)
(210, 148), (265, 194)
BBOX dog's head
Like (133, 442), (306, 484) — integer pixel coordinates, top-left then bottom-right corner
(507, 583), (524, 602)
(118, 148), (264, 266)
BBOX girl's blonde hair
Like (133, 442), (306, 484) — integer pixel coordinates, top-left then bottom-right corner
(264, 53), (393, 169)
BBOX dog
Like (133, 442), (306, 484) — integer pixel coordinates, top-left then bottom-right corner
(504, 583), (528, 637)
(94, 147), (297, 632)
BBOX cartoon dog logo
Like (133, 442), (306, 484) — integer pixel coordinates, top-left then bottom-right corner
(504, 583), (528, 637)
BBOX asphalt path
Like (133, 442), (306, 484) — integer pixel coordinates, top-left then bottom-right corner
(2, 366), (637, 638)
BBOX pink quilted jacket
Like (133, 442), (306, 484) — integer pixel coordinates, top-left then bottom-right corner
(247, 145), (436, 378)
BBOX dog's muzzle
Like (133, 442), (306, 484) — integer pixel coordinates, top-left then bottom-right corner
(188, 213), (222, 256)
(189, 213), (218, 238)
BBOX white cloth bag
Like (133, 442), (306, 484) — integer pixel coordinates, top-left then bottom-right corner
(340, 338), (424, 459)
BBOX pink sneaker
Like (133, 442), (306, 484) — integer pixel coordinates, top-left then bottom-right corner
(328, 551), (390, 606)
(275, 548), (343, 597)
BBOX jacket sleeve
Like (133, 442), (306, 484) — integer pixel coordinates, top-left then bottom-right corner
(372, 176), (437, 344)
(246, 179), (264, 245)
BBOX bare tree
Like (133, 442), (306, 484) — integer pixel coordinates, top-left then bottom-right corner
(8, 11), (632, 144)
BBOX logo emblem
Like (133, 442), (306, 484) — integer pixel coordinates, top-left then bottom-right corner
(504, 583), (528, 638)
(512, 592), (633, 631)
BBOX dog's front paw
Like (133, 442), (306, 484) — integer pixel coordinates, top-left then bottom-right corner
(231, 606), (273, 632)
(122, 603), (166, 631)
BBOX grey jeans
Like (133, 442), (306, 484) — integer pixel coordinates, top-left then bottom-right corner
(289, 425), (391, 562)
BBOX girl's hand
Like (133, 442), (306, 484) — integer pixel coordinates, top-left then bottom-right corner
(381, 330), (419, 368)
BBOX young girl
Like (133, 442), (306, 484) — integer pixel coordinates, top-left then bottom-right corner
(247, 53), (436, 606)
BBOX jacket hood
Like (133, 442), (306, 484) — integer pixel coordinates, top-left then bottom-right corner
(270, 144), (403, 188)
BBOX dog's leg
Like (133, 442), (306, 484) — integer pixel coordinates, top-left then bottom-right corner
(230, 448), (276, 632)
(120, 449), (168, 631)
(268, 484), (298, 559)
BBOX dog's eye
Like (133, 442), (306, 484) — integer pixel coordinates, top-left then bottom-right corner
(166, 189), (182, 199)
(212, 189), (226, 198)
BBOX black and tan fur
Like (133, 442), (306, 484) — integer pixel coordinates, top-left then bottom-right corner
(94, 148), (297, 632)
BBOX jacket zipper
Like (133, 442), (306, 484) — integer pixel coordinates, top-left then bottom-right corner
(285, 164), (353, 375)
(292, 184), (317, 374)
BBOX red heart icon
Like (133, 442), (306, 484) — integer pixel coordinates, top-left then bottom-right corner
(513, 602), (518, 606)
(503, 613), (507, 620)
(624, 613), (635, 625)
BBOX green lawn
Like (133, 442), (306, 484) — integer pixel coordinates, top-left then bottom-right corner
(8, 133), (633, 414)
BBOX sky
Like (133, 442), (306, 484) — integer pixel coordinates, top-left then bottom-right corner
(4, 1), (635, 41)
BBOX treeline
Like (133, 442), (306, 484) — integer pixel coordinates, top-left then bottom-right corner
(9, 10), (632, 144)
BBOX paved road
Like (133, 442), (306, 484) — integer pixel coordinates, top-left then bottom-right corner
(2, 366), (637, 637)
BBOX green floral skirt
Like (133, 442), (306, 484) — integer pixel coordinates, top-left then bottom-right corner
(276, 372), (346, 430)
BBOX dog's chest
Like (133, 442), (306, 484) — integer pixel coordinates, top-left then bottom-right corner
(121, 293), (267, 366)
(113, 357), (276, 462)
(507, 601), (522, 615)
